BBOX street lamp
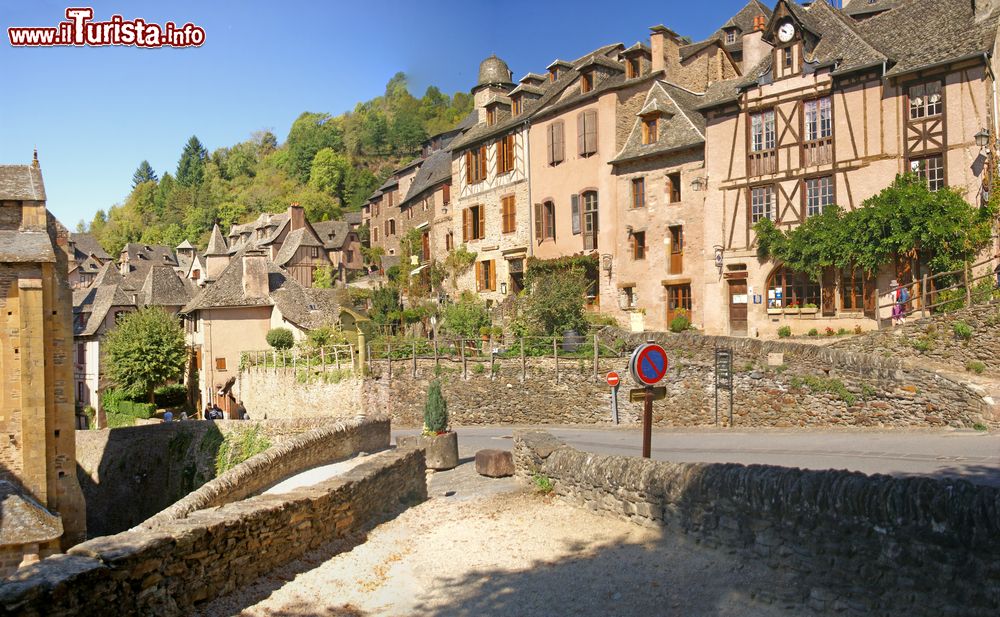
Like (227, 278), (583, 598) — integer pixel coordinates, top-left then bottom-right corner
(976, 128), (991, 149)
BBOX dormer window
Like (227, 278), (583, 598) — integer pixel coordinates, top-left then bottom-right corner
(641, 114), (659, 145)
(549, 67), (559, 81)
(725, 29), (736, 44)
(512, 96), (522, 116)
(580, 72), (593, 94)
(626, 57), (640, 79)
(486, 107), (497, 126)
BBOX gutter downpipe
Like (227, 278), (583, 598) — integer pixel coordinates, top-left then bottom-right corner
(524, 118), (534, 258)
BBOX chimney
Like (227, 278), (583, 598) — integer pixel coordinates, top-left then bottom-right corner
(289, 203), (305, 231)
(31, 148), (39, 168)
(649, 25), (668, 73)
(241, 249), (269, 299)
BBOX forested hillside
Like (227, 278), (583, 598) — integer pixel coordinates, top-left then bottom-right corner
(81, 73), (472, 256)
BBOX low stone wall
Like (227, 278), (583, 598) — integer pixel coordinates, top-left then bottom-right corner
(141, 418), (389, 527)
(237, 369), (366, 420)
(513, 430), (1000, 616)
(831, 301), (1000, 371)
(75, 418), (343, 538)
(0, 448), (426, 616)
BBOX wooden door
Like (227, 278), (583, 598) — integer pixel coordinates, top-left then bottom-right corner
(669, 226), (683, 274)
(728, 280), (748, 336)
(821, 268), (836, 316)
(666, 284), (692, 324)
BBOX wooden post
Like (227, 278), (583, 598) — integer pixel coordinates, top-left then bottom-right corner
(520, 337), (526, 383)
(593, 334), (599, 381)
(412, 342), (417, 378)
(461, 341), (467, 380)
(554, 338), (560, 384)
(964, 262), (973, 307)
(874, 284), (881, 330)
(320, 347), (325, 372)
(433, 339), (439, 372)
(921, 274), (928, 318)
(387, 342), (392, 381)
(335, 347), (341, 372)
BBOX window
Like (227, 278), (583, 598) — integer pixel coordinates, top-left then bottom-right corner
(626, 57), (640, 79)
(372, 227), (379, 243)
(465, 144), (488, 184)
(669, 225), (683, 254)
(192, 269), (200, 280)
(114, 310), (128, 324)
(486, 107), (496, 126)
(463, 205), (485, 241)
(442, 183), (451, 205)
(631, 178), (646, 208)
(215, 357), (228, 371)
(497, 134), (515, 174)
(406, 207), (414, 220)
(805, 176), (834, 216)
(512, 96), (522, 116)
(577, 110), (598, 157)
(547, 121), (565, 165)
(582, 191), (599, 250)
(535, 201), (556, 240)
(384, 219), (396, 237)
(783, 47), (793, 69)
(725, 29), (736, 44)
(667, 284), (692, 316)
(909, 82), (942, 119)
(767, 267), (820, 308)
(386, 191), (394, 208)
(623, 286), (637, 309)
(751, 185), (775, 223)
(310, 247), (319, 258)
(667, 172), (681, 203)
(476, 260), (496, 292)
(581, 72), (593, 93)
(77, 343), (85, 365)
(501, 195), (517, 234)
(549, 67), (559, 81)
(750, 110), (775, 152)
(642, 115), (658, 145)
(373, 203), (380, 217)
(345, 250), (354, 262)
(632, 231), (646, 260)
(910, 155), (944, 191)
(841, 267), (866, 312)
(804, 97), (832, 142)
(445, 231), (454, 251)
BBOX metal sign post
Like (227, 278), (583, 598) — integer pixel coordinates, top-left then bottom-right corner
(714, 348), (733, 427)
(628, 342), (669, 458)
(607, 372), (621, 425)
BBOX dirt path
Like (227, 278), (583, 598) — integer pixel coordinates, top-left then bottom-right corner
(196, 464), (805, 617)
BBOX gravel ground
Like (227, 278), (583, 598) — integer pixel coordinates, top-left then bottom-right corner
(195, 462), (804, 617)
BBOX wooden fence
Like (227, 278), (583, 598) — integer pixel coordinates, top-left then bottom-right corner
(875, 256), (999, 328)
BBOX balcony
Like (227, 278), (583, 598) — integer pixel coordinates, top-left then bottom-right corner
(803, 138), (833, 167)
(748, 150), (776, 176)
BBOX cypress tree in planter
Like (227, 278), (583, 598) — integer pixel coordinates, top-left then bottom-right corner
(397, 380), (459, 470)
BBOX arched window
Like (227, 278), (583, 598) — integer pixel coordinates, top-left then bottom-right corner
(767, 266), (819, 308)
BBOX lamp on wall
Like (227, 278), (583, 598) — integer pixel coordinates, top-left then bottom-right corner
(975, 128), (996, 205)
(601, 253), (613, 280)
(500, 282), (508, 295)
(976, 128), (991, 149)
(713, 245), (724, 274)
(690, 176), (708, 192)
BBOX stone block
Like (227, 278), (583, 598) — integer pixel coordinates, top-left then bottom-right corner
(475, 449), (515, 478)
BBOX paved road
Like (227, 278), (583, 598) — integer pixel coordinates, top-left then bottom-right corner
(394, 425), (1000, 487)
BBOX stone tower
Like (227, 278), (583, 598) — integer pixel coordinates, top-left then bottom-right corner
(0, 156), (87, 576)
(472, 55), (515, 123)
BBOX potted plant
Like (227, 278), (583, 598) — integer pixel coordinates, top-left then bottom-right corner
(766, 300), (783, 315)
(396, 380), (459, 470)
(800, 302), (819, 315)
(783, 301), (800, 315)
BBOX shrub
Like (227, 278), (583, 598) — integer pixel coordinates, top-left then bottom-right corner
(854, 325), (863, 335)
(966, 360), (986, 374)
(153, 384), (187, 408)
(266, 327), (295, 350)
(473, 362), (485, 375)
(953, 321), (973, 341)
(423, 380), (449, 434)
(860, 383), (877, 399)
(790, 375), (856, 405)
(973, 423), (988, 432)
(837, 327), (850, 336)
(807, 328), (818, 337)
(912, 337), (934, 352)
(102, 388), (157, 427)
(441, 292), (490, 338)
(532, 473), (553, 494)
(777, 326), (792, 338)
(524, 270), (589, 336)
(215, 425), (271, 475)
(825, 327), (835, 337)
(669, 309), (691, 333)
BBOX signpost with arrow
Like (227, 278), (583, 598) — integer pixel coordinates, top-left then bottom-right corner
(628, 341), (669, 458)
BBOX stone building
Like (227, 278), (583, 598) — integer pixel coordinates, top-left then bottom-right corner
(0, 157), (87, 577)
(313, 220), (364, 282)
(699, 0), (1000, 336)
(607, 81), (709, 332)
(66, 233), (111, 289)
(223, 204), (332, 288)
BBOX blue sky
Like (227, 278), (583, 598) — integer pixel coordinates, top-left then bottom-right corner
(0, 0), (761, 226)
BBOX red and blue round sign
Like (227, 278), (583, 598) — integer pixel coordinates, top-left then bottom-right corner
(629, 343), (669, 386)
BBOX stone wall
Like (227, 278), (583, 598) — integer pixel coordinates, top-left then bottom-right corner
(831, 300), (1000, 372)
(0, 448), (426, 616)
(240, 330), (994, 429)
(236, 368), (366, 420)
(141, 418), (389, 527)
(75, 418), (358, 538)
(513, 430), (1000, 616)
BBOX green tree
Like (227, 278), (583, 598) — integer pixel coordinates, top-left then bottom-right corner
(266, 328), (295, 350)
(286, 112), (343, 183)
(104, 307), (187, 403)
(441, 292), (490, 337)
(309, 147), (350, 203)
(132, 160), (158, 187)
(423, 381), (449, 434)
(525, 270), (589, 335)
(313, 265), (335, 289)
(176, 136), (208, 187)
(369, 286), (401, 330)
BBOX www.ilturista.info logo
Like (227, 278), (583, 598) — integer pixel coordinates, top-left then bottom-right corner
(8, 8), (205, 48)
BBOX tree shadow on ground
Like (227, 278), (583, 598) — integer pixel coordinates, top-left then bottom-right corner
(901, 463), (1000, 487)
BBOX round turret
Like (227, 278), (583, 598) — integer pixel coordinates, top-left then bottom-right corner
(476, 55), (514, 90)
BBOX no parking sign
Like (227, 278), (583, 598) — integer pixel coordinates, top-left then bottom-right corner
(628, 343), (668, 386)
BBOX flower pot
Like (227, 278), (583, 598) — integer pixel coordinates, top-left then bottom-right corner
(783, 308), (800, 315)
(800, 307), (818, 315)
(766, 308), (783, 315)
(396, 431), (459, 470)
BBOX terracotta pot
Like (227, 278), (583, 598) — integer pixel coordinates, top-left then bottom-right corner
(397, 431), (459, 470)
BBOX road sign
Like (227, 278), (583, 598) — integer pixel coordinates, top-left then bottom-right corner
(629, 343), (669, 386)
(606, 371), (620, 387)
(714, 348), (734, 427)
(629, 387), (666, 402)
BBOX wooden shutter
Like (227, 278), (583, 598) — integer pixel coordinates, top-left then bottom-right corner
(465, 151), (473, 184)
(571, 194), (581, 235)
(477, 205), (486, 239)
(584, 111), (597, 155)
(462, 208), (471, 242)
(475, 262), (483, 291)
(488, 260), (497, 291)
(547, 125), (554, 164)
(479, 145), (488, 179)
(554, 122), (564, 163)
(534, 203), (543, 239)
(577, 113), (586, 155)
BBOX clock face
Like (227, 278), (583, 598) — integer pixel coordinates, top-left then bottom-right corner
(777, 22), (796, 43)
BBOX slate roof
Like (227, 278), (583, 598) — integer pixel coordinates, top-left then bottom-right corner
(400, 148), (452, 207)
(120, 243), (177, 291)
(312, 220), (352, 250)
(74, 278), (135, 337)
(139, 265), (192, 307)
(71, 233), (111, 262)
(0, 165), (45, 201)
(176, 239), (195, 250)
(0, 481), (62, 546)
(205, 224), (228, 256)
(0, 231), (55, 263)
(181, 249), (344, 330)
(612, 81), (707, 164)
(273, 227), (323, 266)
(72, 254), (103, 276)
(343, 211), (363, 226)
(844, 0), (904, 18)
(679, 0), (772, 60)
